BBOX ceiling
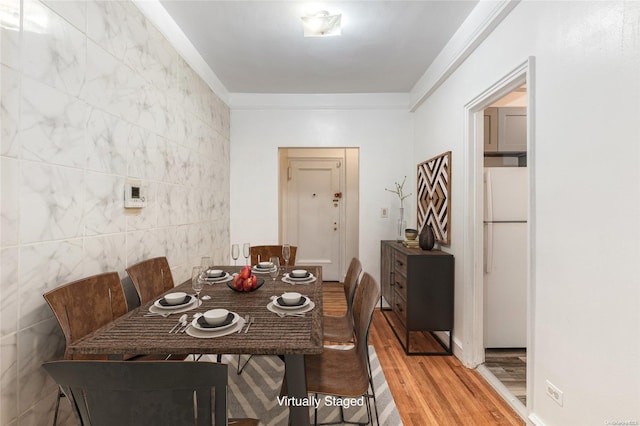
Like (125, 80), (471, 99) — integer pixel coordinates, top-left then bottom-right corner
(158, 1), (479, 94)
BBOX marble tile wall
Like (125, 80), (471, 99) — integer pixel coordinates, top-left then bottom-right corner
(0, 1), (231, 424)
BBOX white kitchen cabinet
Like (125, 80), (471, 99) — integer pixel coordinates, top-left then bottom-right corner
(498, 107), (527, 152)
(484, 107), (498, 153)
(483, 107), (527, 153)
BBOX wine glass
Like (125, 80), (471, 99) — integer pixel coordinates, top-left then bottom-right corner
(200, 256), (211, 270)
(282, 244), (291, 269)
(243, 243), (251, 266)
(269, 257), (280, 282)
(231, 244), (239, 266)
(191, 266), (204, 304)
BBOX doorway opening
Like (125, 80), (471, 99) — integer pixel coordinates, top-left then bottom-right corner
(482, 84), (528, 407)
(278, 148), (359, 281)
(462, 58), (535, 421)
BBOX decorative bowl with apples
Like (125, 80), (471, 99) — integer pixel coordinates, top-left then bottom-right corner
(227, 265), (264, 292)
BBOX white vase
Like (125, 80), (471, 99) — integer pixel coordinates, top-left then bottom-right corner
(396, 207), (406, 241)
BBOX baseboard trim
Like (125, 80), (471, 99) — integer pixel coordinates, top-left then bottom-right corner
(527, 413), (546, 426)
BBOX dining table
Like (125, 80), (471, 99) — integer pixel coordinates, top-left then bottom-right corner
(66, 265), (324, 426)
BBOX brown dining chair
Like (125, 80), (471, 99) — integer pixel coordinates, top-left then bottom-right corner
(126, 256), (175, 304)
(237, 244), (298, 375)
(304, 272), (380, 425)
(44, 272), (188, 425)
(323, 257), (362, 344)
(43, 272), (129, 426)
(43, 360), (259, 426)
(250, 245), (297, 267)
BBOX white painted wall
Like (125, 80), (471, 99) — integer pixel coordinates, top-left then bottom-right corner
(412, 1), (640, 425)
(230, 97), (414, 283)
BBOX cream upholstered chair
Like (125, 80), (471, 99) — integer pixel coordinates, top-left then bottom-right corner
(125, 256), (175, 305)
(43, 360), (259, 426)
(323, 257), (362, 344)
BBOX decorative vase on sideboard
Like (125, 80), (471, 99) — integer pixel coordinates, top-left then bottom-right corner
(397, 207), (406, 241)
(419, 224), (435, 250)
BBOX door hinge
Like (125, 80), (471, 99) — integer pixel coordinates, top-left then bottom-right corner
(287, 166), (292, 181)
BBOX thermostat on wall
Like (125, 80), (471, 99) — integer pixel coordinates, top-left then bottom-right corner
(124, 181), (146, 209)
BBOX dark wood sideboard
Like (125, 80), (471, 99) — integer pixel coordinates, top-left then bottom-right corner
(380, 241), (454, 355)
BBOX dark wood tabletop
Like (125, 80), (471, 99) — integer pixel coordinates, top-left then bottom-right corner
(67, 266), (324, 357)
(66, 265), (323, 426)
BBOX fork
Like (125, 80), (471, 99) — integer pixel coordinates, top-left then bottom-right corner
(169, 314), (187, 333)
(239, 315), (249, 333)
(244, 317), (255, 333)
(144, 312), (171, 318)
(275, 312), (306, 318)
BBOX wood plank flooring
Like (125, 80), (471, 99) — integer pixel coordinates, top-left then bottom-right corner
(485, 349), (527, 405)
(323, 282), (524, 426)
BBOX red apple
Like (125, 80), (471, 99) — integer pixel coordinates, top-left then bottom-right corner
(250, 275), (257, 289)
(243, 279), (252, 292)
(234, 276), (244, 290)
(239, 266), (250, 279)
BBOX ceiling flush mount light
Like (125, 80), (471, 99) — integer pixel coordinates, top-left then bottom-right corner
(301, 10), (341, 37)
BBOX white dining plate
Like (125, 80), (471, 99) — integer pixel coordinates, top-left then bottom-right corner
(273, 296), (310, 310)
(153, 295), (195, 310)
(251, 266), (272, 274)
(267, 301), (315, 315)
(204, 273), (232, 283)
(147, 299), (202, 315)
(191, 312), (239, 332)
(284, 273), (315, 282)
(282, 276), (317, 285)
(186, 317), (246, 339)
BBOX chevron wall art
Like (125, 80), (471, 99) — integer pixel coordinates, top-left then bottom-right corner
(417, 151), (451, 245)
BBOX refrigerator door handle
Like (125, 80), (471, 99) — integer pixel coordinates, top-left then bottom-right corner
(485, 223), (493, 274)
(485, 170), (493, 223)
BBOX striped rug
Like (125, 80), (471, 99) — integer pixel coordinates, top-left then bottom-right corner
(204, 346), (402, 425)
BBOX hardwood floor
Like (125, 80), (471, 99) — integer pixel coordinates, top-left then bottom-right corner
(323, 282), (524, 426)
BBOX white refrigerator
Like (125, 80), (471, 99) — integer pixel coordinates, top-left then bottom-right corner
(483, 167), (528, 348)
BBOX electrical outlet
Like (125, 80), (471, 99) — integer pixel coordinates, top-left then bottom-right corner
(546, 380), (563, 406)
(380, 207), (389, 218)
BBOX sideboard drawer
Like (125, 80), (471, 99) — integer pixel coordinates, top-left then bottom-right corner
(394, 252), (408, 277)
(393, 272), (407, 300)
(392, 293), (407, 327)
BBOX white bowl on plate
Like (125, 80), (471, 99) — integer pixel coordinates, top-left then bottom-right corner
(281, 292), (302, 305)
(206, 269), (224, 278)
(258, 262), (273, 269)
(290, 269), (308, 278)
(203, 308), (229, 326)
(164, 292), (187, 305)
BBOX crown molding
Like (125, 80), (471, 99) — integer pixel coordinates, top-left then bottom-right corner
(132, 0), (518, 113)
(409, 0), (520, 112)
(229, 93), (411, 111)
(131, 0), (230, 104)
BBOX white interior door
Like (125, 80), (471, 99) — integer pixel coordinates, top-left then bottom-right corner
(286, 158), (342, 280)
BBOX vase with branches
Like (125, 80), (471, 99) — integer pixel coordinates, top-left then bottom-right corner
(386, 176), (412, 241)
